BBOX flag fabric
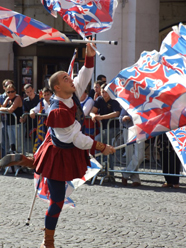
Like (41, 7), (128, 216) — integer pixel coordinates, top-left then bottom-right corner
(166, 128), (186, 174)
(34, 174), (76, 209)
(106, 23), (186, 145)
(41, 0), (118, 37)
(0, 6), (69, 47)
(68, 48), (77, 78)
(34, 155), (102, 209)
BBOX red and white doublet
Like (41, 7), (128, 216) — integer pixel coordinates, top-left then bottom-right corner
(34, 56), (97, 181)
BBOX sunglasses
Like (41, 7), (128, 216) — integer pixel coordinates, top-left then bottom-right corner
(7, 90), (15, 94)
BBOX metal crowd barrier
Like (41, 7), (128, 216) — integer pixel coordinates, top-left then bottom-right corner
(91, 117), (186, 185)
(0, 112), (47, 176)
(0, 111), (22, 176)
(20, 112), (48, 157)
(1, 113), (185, 184)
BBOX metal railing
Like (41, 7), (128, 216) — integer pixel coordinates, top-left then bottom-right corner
(1, 113), (185, 184)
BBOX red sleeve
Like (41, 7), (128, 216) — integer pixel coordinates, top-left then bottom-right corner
(84, 56), (94, 68)
(46, 108), (74, 128)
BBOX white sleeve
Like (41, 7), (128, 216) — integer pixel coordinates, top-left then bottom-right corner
(83, 98), (94, 116)
(30, 102), (40, 113)
(53, 120), (94, 150)
(74, 66), (94, 99)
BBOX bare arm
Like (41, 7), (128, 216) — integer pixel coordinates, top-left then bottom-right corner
(94, 111), (120, 122)
(0, 96), (22, 113)
(90, 106), (98, 123)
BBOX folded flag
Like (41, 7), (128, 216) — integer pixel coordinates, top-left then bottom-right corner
(0, 6), (69, 47)
(41, 0), (118, 37)
(106, 23), (186, 145)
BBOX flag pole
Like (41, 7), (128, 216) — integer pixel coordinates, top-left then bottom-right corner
(71, 40), (118, 45)
(25, 174), (42, 226)
(95, 143), (127, 157)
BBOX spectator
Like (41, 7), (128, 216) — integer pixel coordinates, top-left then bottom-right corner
(20, 84), (40, 141)
(158, 134), (180, 188)
(119, 108), (145, 187)
(0, 84), (23, 154)
(0, 79), (15, 157)
(80, 89), (97, 142)
(89, 80), (105, 101)
(97, 74), (106, 83)
(0, 79), (14, 105)
(89, 74), (106, 99)
(90, 83), (121, 171)
(29, 87), (53, 119)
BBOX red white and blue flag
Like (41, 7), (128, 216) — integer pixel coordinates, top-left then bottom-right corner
(166, 128), (186, 173)
(68, 48), (77, 78)
(34, 155), (102, 209)
(41, 0), (118, 37)
(106, 23), (186, 145)
(0, 6), (69, 47)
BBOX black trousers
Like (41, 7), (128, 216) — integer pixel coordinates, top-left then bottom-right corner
(159, 134), (180, 184)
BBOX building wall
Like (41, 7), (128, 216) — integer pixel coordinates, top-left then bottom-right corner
(96, 0), (160, 83)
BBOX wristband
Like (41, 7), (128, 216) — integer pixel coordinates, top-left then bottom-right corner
(92, 140), (106, 152)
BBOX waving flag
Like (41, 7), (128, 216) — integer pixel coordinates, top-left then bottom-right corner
(106, 23), (186, 145)
(34, 155), (102, 209)
(68, 48), (77, 78)
(0, 6), (69, 47)
(41, 0), (118, 37)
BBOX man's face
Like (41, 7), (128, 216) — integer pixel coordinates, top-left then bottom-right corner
(56, 72), (75, 96)
(94, 84), (101, 94)
(101, 77), (106, 83)
(25, 87), (35, 99)
(43, 92), (52, 102)
(101, 89), (110, 102)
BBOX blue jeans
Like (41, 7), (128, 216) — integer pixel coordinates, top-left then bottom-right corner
(7, 124), (22, 153)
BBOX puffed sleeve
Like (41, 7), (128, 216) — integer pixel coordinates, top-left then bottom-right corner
(46, 108), (75, 128)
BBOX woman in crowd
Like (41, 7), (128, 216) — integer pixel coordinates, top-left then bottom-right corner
(0, 84), (23, 153)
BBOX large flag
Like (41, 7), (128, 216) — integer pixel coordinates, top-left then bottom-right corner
(106, 23), (186, 145)
(41, 0), (118, 37)
(0, 6), (69, 47)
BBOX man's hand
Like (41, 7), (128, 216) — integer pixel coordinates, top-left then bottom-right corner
(90, 113), (97, 123)
(94, 115), (103, 121)
(86, 37), (96, 57)
(30, 111), (36, 119)
(19, 116), (25, 123)
(122, 115), (131, 122)
(102, 145), (116, 156)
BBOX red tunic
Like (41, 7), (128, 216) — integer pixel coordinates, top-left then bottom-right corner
(34, 100), (91, 181)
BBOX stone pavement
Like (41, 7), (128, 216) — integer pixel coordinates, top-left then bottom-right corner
(0, 170), (186, 248)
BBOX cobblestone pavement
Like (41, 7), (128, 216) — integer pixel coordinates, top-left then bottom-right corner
(0, 170), (186, 248)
